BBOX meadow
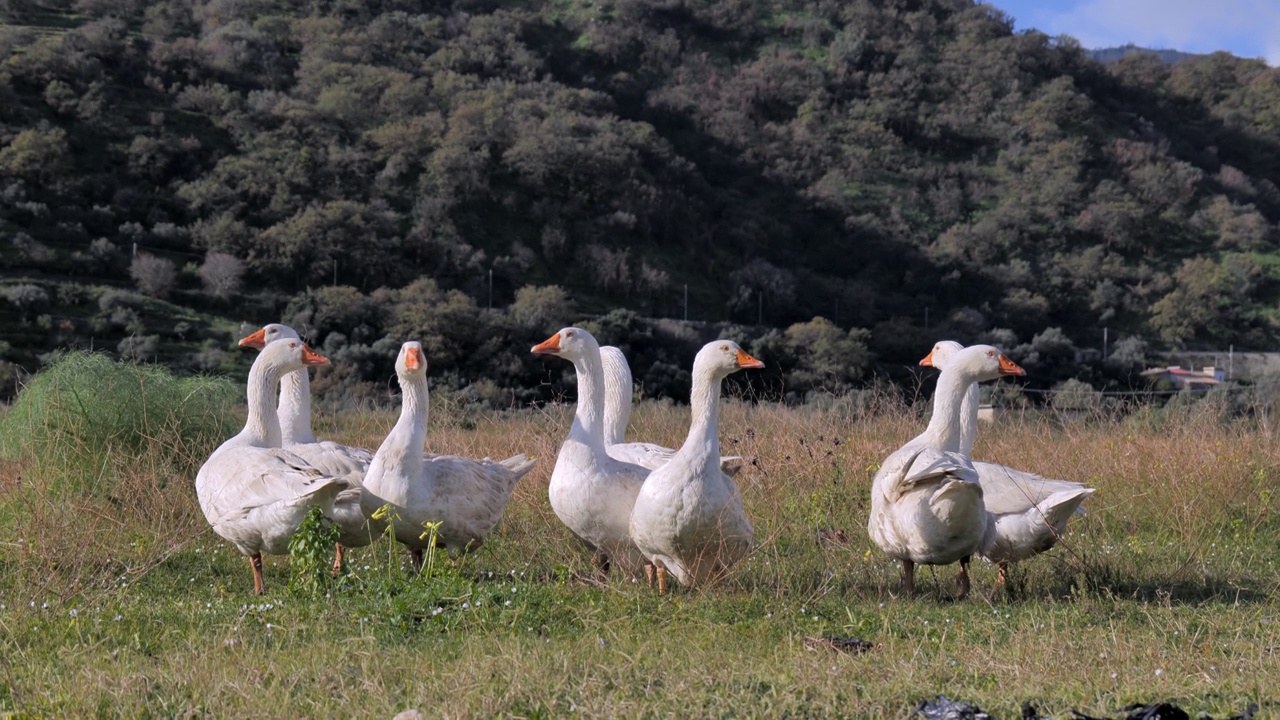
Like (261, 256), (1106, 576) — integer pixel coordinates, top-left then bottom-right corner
(0, 354), (1275, 718)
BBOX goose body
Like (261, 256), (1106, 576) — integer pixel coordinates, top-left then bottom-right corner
(922, 341), (1094, 579)
(238, 324), (375, 551)
(533, 329), (650, 576)
(868, 344), (1022, 598)
(629, 341), (761, 592)
(195, 338), (352, 594)
(361, 342), (533, 566)
(600, 345), (743, 476)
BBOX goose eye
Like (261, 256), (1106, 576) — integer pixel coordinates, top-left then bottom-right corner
(565, 330), (575, 338)
(289, 341), (298, 349)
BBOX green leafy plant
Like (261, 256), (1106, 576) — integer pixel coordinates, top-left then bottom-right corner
(288, 507), (339, 596)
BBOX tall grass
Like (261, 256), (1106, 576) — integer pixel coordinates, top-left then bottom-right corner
(0, 351), (239, 487)
(0, 351), (240, 603)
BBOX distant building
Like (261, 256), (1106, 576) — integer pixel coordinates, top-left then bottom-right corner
(1140, 365), (1225, 390)
(1158, 351), (1280, 381)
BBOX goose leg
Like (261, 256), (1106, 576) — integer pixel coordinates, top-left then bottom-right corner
(250, 554), (265, 595)
(996, 561), (1008, 586)
(645, 562), (655, 588)
(332, 543), (345, 576)
(956, 556), (971, 601)
(410, 548), (424, 573)
(901, 559), (915, 596)
(657, 565), (669, 596)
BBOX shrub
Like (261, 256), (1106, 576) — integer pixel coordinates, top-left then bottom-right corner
(129, 252), (177, 298)
(198, 251), (245, 298)
(0, 351), (241, 491)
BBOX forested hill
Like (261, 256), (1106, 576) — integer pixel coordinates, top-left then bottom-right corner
(3, 0), (1280, 404)
(1087, 44), (1203, 65)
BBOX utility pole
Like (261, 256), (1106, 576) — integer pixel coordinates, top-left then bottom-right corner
(488, 268), (493, 310)
(1229, 344), (1234, 379)
(1102, 327), (1108, 359)
(683, 284), (688, 321)
(333, 258), (337, 287)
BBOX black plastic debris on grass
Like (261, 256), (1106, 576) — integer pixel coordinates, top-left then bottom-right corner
(914, 695), (995, 720)
(912, 698), (1260, 720)
(1070, 702), (1259, 720)
(803, 636), (874, 654)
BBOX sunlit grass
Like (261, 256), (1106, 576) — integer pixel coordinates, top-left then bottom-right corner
(0, 383), (1275, 717)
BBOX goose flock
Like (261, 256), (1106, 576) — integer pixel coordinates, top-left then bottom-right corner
(195, 324), (1092, 598)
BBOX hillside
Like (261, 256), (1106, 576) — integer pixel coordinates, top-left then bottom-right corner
(1087, 44), (1203, 65)
(3, 0), (1280, 403)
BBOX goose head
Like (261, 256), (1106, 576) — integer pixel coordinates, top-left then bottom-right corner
(256, 337), (328, 375)
(694, 339), (765, 380)
(919, 340), (964, 369)
(396, 341), (427, 380)
(238, 323), (301, 350)
(531, 327), (600, 363)
(939, 343), (1024, 382)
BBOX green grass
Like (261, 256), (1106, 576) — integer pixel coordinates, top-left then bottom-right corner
(0, 350), (240, 491)
(0, 386), (1276, 717)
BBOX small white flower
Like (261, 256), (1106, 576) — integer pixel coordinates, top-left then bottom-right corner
(505, 600), (511, 606)
(462, 602), (470, 610)
(113, 615), (122, 622)
(1155, 668), (1163, 676)
(68, 609), (78, 618)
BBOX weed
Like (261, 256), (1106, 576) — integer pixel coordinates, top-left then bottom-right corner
(287, 507), (339, 596)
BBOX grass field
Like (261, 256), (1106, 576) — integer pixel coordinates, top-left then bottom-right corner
(0, 359), (1275, 718)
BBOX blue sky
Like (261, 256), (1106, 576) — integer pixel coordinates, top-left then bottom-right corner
(989, 0), (1280, 65)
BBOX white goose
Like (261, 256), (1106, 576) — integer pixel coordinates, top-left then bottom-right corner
(361, 342), (535, 569)
(532, 328), (650, 577)
(868, 344), (1023, 599)
(195, 338), (353, 594)
(600, 345), (744, 476)
(238, 324), (375, 565)
(921, 341), (1094, 583)
(629, 340), (762, 593)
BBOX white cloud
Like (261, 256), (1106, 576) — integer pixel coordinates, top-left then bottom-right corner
(1037, 0), (1280, 63)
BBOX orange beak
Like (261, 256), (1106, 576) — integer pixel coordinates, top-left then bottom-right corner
(919, 349), (935, 367)
(405, 346), (423, 371)
(531, 332), (561, 355)
(998, 354), (1025, 376)
(735, 348), (765, 369)
(238, 328), (267, 349)
(301, 345), (329, 367)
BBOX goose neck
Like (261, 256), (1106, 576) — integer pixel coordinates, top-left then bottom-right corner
(278, 368), (316, 445)
(243, 361), (283, 448)
(569, 348), (607, 448)
(368, 372), (427, 492)
(920, 368), (971, 452)
(680, 365), (722, 461)
(958, 381), (979, 457)
(602, 364), (631, 446)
